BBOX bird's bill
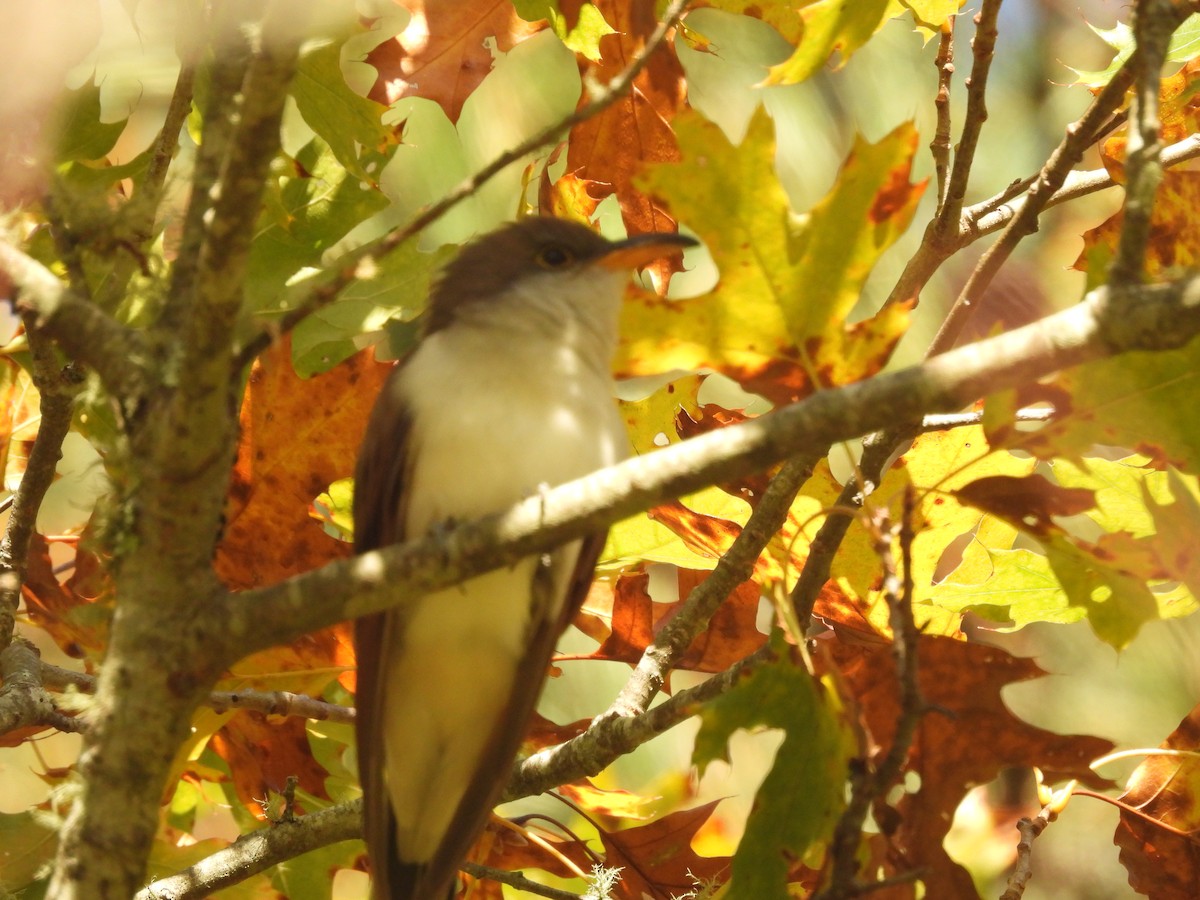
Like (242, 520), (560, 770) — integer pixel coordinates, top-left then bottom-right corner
(595, 231), (699, 270)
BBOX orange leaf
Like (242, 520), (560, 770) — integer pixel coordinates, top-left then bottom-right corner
(581, 569), (763, 675)
(21, 534), (110, 660)
(599, 800), (730, 899)
(215, 337), (392, 590)
(566, 0), (687, 278)
(365, 0), (544, 123)
(828, 635), (1114, 897)
(208, 709), (331, 815)
(1114, 704), (1200, 899)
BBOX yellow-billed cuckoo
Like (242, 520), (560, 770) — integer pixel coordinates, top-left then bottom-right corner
(353, 216), (696, 900)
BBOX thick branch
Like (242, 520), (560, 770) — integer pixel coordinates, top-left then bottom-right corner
(0, 240), (147, 399)
(227, 273), (1200, 661)
(1108, 0), (1175, 285)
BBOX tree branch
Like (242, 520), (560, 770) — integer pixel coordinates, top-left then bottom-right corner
(0, 319), (82, 649)
(226, 272), (1200, 660)
(135, 800), (364, 900)
(0, 239), (147, 399)
(603, 453), (816, 718)
(1108, 0), (1175, 286)
(935, 0), (1001, 231)
(506, 645), (767, 801)
(818, 491), (924, 900)
(0, 638), (85, 735)
(963, 132), (1200, 236)
(929, 24), (954, 210)
(927, 59), (1138, 354)
(462, 863), (584, 900)
(35, 661), (355, 725)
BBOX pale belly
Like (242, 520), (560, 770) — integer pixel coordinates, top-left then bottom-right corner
(379, 328), (627, 860)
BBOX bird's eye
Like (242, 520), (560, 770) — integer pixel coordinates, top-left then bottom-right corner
(536, 245), (574, 269)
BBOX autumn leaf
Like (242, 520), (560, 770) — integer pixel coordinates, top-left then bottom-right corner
(20, 535), (110, 661)
(953, 466), (1200, 647)
(365, 0), (544, 123)
(1114, 703), (1200, 900)
(599, 800), (731, 899)
(215, 338), (391, 589)
(209, 710), (332, 815)
(829, 635), (1114, 898)
(566, 0), (688, 254)
(578, 569), (764, 674)
(694, 642), (851, 899)
(624, 109), (919, 403)
(764, 0), (892, 85)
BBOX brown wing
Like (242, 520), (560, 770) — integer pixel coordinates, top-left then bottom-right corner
(352, 364), (411, 900)
(419, 531), (609, 898)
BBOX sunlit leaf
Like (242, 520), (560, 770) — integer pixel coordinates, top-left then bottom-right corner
(694, 642), (850, 899)
(626, 110), (919, 403)
(764, 0), (891, 85)
(1114, 703), (1200, 899)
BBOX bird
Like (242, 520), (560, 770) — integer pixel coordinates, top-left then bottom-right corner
(352, 215), (696, 900)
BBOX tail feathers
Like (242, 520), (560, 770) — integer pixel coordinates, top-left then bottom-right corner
(376, 855), (457, 900)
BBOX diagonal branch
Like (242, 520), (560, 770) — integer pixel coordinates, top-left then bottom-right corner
(135, 800), (364, 900)
(963, 133), (1200, 236)
(226, 272), (1200, 663)
(0, 239), (147, 400)
(604, 453), (816, 718)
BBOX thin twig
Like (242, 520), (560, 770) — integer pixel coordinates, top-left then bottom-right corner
(232, 0), (694, 369)
(884, 2), (1000, 307)
(817, 491), (924, 899)
(998, 805), (1059, 900)
(936, 0), (1002, 231)
(790, 435), (895, 633)
(0, 320), (82, 649)
(963, 133), (1200, 235)
(461, 863), (583, 900)
(36, 660), (356, 723)
(930, 24), (955, 212)
(94, 52), (199, 313)
(927, 61), (1138, 355)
